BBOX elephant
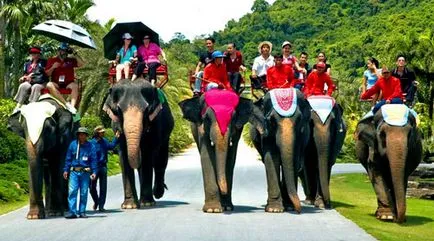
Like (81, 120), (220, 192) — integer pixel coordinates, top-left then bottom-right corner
(178, 89), (264, 213)
(355, 104), (422, 223)
(249, 88), (311, 213)
(103, 79), (174, 209)
(8, 98), (79, 219)
(301, 96), (346, 209)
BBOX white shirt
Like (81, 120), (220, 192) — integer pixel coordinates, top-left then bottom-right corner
(252, 55), (274, 77)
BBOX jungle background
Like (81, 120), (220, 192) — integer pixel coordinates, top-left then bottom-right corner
(0, 0), (433, 208)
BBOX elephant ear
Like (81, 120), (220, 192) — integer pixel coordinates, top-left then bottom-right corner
(7, 112), (25, 138)
(356, 116), (376, 148)
(178, 96), (202, 123)
(102, 87), (120, 123)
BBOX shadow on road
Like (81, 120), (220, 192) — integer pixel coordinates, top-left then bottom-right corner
(137, 200), (190, 210)
(223, 205), (263, 214)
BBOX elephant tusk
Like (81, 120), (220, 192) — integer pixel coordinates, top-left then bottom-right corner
(210, 141), (214, 146)
(230, 141), (233, 147)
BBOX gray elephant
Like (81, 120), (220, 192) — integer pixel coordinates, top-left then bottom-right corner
(103, 79), (174, 208)
(8, 98), (79, 219)
(250, 88), (311, 213)
(179, 89), (263, 213)
(355, 104), (422, 223)
(302, 96), (346, 209)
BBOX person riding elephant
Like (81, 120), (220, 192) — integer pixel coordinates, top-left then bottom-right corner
(355, 104), (422, 223)
(250, 88), (311, 213)
(7, 97), (79, 219)
(178, 89), (264, 213)
(103, 79), (174, 208)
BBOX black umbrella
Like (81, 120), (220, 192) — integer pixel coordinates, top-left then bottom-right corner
(103, 22), (159, 60)
(32, 20), (97, 49)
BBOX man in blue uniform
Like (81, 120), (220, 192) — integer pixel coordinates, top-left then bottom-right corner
(63, 127), (97, 219)
(90, 126), (120, 212)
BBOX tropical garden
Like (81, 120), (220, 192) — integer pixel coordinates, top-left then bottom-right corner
(0, 0), (433, 239)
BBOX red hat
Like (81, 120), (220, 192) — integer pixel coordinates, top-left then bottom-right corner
(316, 61), (326, 68)
(29, 47), (41, 54)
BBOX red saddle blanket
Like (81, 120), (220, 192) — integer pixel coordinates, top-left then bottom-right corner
(204, 89), (239, 136)
(269, 88), (297, 117)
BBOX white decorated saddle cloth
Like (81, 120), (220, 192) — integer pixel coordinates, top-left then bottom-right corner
(269, 88), (298, 117)
(307, 95), (336, 124)
(20, 102), (57, 144)
(381, 104), (410, 126)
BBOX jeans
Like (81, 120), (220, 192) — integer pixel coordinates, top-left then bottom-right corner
(68, 171), (90, 215)
(403, 83), (417, 104)
(194, 71), (204, 92)
(135, 62), (161, 81)
(294, 83), (304, 90)
(90, 167), (107, 209)
(228, 72), (242, 93)
(372, 98), (403, 113)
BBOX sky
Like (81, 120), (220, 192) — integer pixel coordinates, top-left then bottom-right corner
(86, 0), (275, 42)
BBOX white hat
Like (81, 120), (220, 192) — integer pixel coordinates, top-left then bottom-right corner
(122, 33), (133, 39)
(258, 41), (273, 54)
(281, 41), (292, 48)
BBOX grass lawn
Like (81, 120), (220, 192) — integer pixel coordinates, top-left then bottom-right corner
(331, 173), (434, 241)
(0, 200), (28, 215)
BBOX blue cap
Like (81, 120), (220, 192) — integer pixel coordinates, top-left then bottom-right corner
(211, 51), (225, 59)
(58, 42), (69, 50)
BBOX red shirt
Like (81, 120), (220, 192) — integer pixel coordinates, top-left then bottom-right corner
(203, 63), (232, 90)
(266, 65), (294, 89)
(46, 57), (78, 86)
(224, 51), (243, 73)
(304, 71), (335, 97)
(361, 76), (403, 101)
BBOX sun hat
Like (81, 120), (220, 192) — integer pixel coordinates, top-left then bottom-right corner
(29, 47), (41, 54)
(281, 41), (292, 48)
(76, 127), (89, 135)
(258, 41), (273, 54)
(211, 50), (225, 59)
(122, 33), (133, 39)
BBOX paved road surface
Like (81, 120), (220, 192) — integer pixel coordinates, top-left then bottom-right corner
(0, 140), (375, 241)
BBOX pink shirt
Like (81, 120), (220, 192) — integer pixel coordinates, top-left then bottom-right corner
(137, 43), (162, 64)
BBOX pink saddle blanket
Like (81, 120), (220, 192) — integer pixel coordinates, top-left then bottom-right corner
(204, 89), (239, 135)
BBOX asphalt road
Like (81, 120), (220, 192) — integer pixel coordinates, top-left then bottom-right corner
(0, 140), (376, 241)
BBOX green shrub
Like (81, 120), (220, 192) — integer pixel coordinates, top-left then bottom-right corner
(0, 179), (26, 202)
(0, 99), (16, 127)
(0, 162), (29, 193)
(0, 126), (27, 164)
(107, 153), (121, 176)
(80, 114), (103, 134)
(169, 112), (193, 154)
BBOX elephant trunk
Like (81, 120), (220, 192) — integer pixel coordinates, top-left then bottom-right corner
(214, 124), (229, 195)
(123, 107), (144, 169)
(277, 119), (301, 213)
(385, 128), (408, 223)
(314, 125), (331, 206)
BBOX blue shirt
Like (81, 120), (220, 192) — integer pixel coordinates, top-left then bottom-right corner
(90, 137), (118, 167)
(117, 45), (137, 64)
(364, 70), (380, 90)
(64, 140), (98, 174)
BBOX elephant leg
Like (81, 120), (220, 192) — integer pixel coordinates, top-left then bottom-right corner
(367, 160), (394, 220)
(153, 140), (170, 200)
(221, 141), (239, 212)
(47, 154), (64, 216)
(26, 140), (45, 219)
(200, 144), (222, 213)
(301, 144), (317, 205)
(263, 150), (284, 213)
(139, 151), (155, 208)
(119, 147), (138, 209)
(280, 175), (292, 210)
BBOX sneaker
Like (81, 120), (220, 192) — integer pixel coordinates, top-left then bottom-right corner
(79, 213), (88, 218)
(65, 103), (77, 114)
(98, 208), (106, 212)
(65, 213), (77, 219)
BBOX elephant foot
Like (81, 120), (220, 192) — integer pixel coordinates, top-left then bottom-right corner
(222, 202), (234, 212)
(153, 183), (168, 199)
(139, 200), (156, 208)
(302, 198), (315, 205)
(202, 202), (223, 213)
(47, 210), (64, 217)
(26, 208), (45, 220)
(121, 199), (138, 209)
(265, 202), (284, 213)
(314, 198), (325, 209)
(375, 207), (394, 221)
